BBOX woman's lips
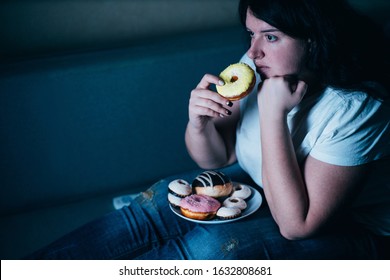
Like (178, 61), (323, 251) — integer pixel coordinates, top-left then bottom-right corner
(256, 65), (269, 77)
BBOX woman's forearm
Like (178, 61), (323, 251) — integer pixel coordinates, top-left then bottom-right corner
(185, 121), (231, 169)
(260, 116), (309, 238)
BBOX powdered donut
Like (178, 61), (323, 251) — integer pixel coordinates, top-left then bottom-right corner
(168, 179), (192, 197)
(216, 63), (256, 101)
(223, 197), (247, 210)
(216, 206), (241, 220)
(180, 194), (221, 220)
(231, 183), (252, 200)
(192, 171), (233, 199)
(167, 193), (182, 208)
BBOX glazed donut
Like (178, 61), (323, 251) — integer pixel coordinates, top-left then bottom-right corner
(223, 197), (247, 210)
(230, 183), (252, 200)
(192, 171), (233, 199)
(180, 194), (221, 220)
(168, 179), (192, 197)
(216, 62), (256, 101)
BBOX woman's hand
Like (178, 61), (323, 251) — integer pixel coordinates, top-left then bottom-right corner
(185, 74), (239, 169)
(257, 76), (307, 120)
(188, 74), (232, 131)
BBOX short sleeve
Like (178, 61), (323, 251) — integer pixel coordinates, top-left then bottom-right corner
(309, 92), (390, 166)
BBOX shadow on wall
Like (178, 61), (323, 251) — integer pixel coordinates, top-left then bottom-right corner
(0, 0), (241, 60)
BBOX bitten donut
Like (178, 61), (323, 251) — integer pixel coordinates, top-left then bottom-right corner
(223, 197), (247, 210)
(216, 207), (241, 220)
(180, 194), (221, 220)
(216, 62), (256, 101)
(168, 179), (192, 197)
(231, 183), (252, 200)
(192, 171), (233, 199)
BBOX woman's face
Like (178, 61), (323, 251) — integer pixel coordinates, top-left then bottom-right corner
(245, 8), (309, 79)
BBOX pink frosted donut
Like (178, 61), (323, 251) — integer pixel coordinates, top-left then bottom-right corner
(180, 194), (221, 220)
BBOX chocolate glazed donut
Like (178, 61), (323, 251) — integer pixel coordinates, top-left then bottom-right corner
(192, 171), (233, 199)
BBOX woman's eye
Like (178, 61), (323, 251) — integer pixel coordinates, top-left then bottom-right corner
(266, 34), (277, 42)
(247, 30), (254, 38)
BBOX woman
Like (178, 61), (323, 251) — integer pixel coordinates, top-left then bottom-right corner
(29, 0), (389, 259)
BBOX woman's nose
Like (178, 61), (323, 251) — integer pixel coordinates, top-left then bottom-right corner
(247, 38), (265, 60)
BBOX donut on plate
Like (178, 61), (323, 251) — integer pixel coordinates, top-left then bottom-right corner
(231, 183), (252, 200)
(180, 194), (221, 220)
(192, 171), (233, 199)
(223, 197), (247, 210)
(216, 62), (256, 101)
(216, 206), (241, 220)
(168, 179), (192, 197)
(167, 193), (182, 208)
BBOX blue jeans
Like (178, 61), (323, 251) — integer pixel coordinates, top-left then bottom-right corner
(27, 163), (382, 259)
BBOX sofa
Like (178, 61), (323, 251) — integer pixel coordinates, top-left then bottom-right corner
(0, 27), (248, 261)
(1, 0), (388, 259)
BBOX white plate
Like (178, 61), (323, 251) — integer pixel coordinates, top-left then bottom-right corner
(169, 184), (262, 224)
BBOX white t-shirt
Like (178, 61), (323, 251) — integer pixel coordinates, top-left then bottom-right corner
(235, 55), (390, 235)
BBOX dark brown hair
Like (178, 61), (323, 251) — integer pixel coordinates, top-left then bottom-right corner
(239, 0), (389, 101)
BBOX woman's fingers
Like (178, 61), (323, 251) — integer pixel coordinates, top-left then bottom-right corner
(190, 73), (232, 120)
(294, 80), (308, 98)
(196, 74), (225, 89)
(190, 89), (232, 118)
(258, 76), (308, 116)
